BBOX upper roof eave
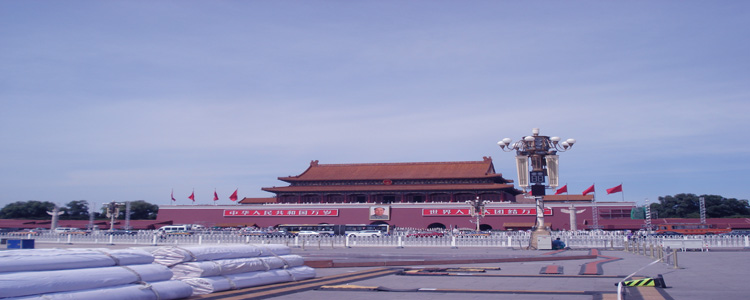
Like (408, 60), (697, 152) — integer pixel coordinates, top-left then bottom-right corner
(278, 157), (509, 182)
(262, 183), (518, 193)
(279, 174), (509, 181)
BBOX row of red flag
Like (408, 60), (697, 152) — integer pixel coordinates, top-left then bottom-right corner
(171, 189), (238, 202)
(175, 184), (623, 200)
(550, 184), (623, 195)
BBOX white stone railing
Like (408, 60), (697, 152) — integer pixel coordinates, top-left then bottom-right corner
(4, 231), (749, 249)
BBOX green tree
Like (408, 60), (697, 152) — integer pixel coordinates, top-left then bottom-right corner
(0, 200), (57, 219)
(651, 193), (750, 218)
(112, 200), (158, 220)
(706, 196), (750, 217)
(97, 200), (158, 220)
(60, 200), (90, 220)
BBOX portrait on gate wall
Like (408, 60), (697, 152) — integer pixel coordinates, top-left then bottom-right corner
(369, 206), (390, 220)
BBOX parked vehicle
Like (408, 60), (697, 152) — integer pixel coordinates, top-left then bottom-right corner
(156, 225), (192, 234)
(104, 230), (138, 235)
(265, 230), (293, 237)
(407, 231), (444, 238)
(296, 231), (321, 236)
(650, 231), (683, 236)
(276, 223), (390, 236)
(654, 223), (730, 235)
(54, 227), (78, 234)
(459, 231), (491, 237)
(720, 230), (750, 236)
(54, 227), (90, 235)
(347, 230), (383, 237)
(8, 229), (42, 235)
(239, 229), (266, 236)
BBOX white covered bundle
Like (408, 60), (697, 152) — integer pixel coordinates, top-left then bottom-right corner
(182, 266), (316, 295)
(150, 244), (291, 266)
(170, 255), (306, 279)
(0, 248), (154, 273)
(8, 280), (193, 300)
(0, 264), (173, 298)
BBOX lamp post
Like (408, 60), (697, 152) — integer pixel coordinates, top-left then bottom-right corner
(46, 205), (64, 231)
(498, 128), (575, 249)
(466, 196), (490, 231)
(104, 201), (122, 232)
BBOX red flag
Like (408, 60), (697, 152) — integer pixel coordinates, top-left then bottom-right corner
(606, 184), (623, 194)
(171, 189), (176, 202)
(582, 185), (595, 195)
(188, 191), (195, 202)
(213, 190), (219, 201)
(229, 189), (238, 201)
(555, 185), (568, 195)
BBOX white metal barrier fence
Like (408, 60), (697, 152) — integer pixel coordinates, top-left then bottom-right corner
(3, 231), (749, 249)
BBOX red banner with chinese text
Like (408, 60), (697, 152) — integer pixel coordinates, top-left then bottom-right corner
(223, 209), (339, 217)
(422, 208), (552, 216)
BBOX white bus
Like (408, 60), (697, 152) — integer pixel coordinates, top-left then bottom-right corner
(156, 225), (192, 235)
(156, 224), (205, 235)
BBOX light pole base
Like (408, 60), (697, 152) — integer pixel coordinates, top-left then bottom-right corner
(528, 228), (552, 250)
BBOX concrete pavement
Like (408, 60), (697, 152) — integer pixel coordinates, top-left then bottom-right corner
(16, 242), (750, 300)
(277, 246), (748, 300)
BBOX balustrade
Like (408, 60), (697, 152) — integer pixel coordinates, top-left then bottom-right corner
(4, 231), (748, 250)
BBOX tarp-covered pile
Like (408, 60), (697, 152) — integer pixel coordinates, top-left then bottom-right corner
(0, 248), (192, 300)
(150, 244), (315, 295)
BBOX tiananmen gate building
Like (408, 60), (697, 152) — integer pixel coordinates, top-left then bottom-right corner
(155, 157), (643, 231)
(263, 157), (520, 204)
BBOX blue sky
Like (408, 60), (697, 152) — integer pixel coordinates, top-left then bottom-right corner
(1, 1), (749, 209)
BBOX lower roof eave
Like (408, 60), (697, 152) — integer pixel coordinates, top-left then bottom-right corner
(261, 184), (518, 194)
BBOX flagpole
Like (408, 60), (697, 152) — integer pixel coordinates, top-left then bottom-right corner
(592, 186), (599, 230)
(620, 183), (625, 202)
(593, 182), (596, 200)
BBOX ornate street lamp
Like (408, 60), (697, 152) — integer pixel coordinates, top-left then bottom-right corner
(498, 128), (575, 249)
(466, 196), (490, 231)
(103, 201), (123, 232)
(46, 205), (64, 231)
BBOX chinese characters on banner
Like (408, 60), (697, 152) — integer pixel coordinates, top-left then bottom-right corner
(223, 209), (339, 217)
(422, 208), (552, 216)
(224, 208), (547, 217)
